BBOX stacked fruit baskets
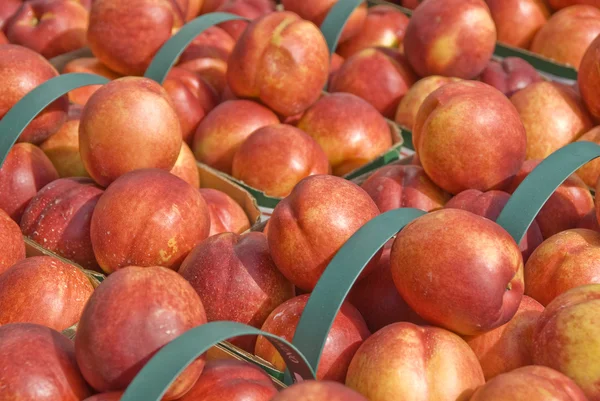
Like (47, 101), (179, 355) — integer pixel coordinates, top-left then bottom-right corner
(1, 0), (600, 400)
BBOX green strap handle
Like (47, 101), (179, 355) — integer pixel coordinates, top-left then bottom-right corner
(288, 207), (426, 383)
(319, 0), (364, 91)
(120, 321), (316, 401)
(0, 73), (110, 168)
(497, 141), (600, 244)
(319, 0), (364, 55)
(144, 12), (247, 84)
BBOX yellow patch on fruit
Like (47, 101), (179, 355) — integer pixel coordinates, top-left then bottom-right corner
(159, 237), (178, 262)
(40, 12), (56, 21)
(557, 301), (600, 394)
(429, 34), (458, 71)
(270, 18), (296, 47)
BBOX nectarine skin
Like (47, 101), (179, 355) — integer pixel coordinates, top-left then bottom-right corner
(549, 0), (600, 9)
(524, 229), (600, 306)
(231, 124), (331, 197)
(255, 294), (371, 382)
(480, 57), (543, 97)
(532, 284), (600, 401)
(464, 296), (544, 380)
(508, 160), (594, 239)
(227, 11), (330, 117)
(62, 58), (121, 106)
(579, 35), (600, 120)
(75, 266), (207, 399)
(575, 127), (600, 187)
(20, 178), (103, 271)
(0, 323), (92, 401)
(179, 232), (295, 352)
(40, 115), (90, 179)
(79, 77), (183, 187)
(163, 67), (218, 145)
(403, 0), (497, 79)
(391, 208), (525, 336)
(0, 44), (68, 144)
(337, 5), (410, 59)
(394, 75), (460, 130)
(329, 47), (417, 119)
(0, 256), (94, 331)
(531, 5), (600, 69)
(348, 247), (427, 332)
(510, 81), (593, 160)
(272, 381), (369, 401)
(413, 80), (527, 195)
(83, 393), (123, 401)
(0, 142), (59, 223)
(198, 188), (251, 236)
(5, 0), (89, 59)
(0, 208), (26, 275)
(216, 0), (276, 41)
(361, 164), (450, 213)
(469, 365), (588, 401)
(87, 0), (184, 76)
(445, 189), (544, 262)
(90, 169), (210, 273)
(346, 322), (485, 401)
(485, 0), (549, 48)
(192, 100), (280, 175)
(170, 143), (201, 188)
(578, 209), (600, 232)
(267, 175), (381, 292)
(177, 359), (278, 401)
(297, 93), (392, 177)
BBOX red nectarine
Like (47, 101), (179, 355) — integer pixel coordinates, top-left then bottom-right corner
(0, 256), (94, 331)
(255, 294), (371, 382)
(267, 175), (381, 292)
(391, 208), (524, 336)
(179, 232), (294, 352)
(90, 169), (210, 273)
(79, 77), (183, 187)
(231, 124), (331, 197)
(75, 266), (207, 399)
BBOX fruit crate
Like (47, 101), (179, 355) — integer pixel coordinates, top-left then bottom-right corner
(2, 3), (600, 401)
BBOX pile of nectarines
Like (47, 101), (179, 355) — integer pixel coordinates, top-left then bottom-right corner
(2, 0), (600, 400)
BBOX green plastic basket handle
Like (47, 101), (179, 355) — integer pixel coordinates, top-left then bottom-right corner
(0, 73), (110, 169)
(497, 141), (600, 244)
(288, 207), (426, 384)
(144, 12), (247, 84)
(319, 0), (364, 56)
(120, 321), (316, 401)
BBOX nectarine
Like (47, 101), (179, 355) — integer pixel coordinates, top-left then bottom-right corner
(179, 232), (294, 352)
(391, 208), (524, 336)
(90, 169), (210, 273)
(329, 48), (417, 119)
(75, 266), (207, 399)
(403, 0), (497, 79)
(232, 124), (330, 197)
(267, 175), (380, 292)
(0, 256), (94, 331)
(0, 44), (68, 144)
(227, 11), (330, 117)
(79, 77), (182, 187)
(255, 294), (370, 382)
(0, 142), (59, 222)
(297, 93), (392, 177)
